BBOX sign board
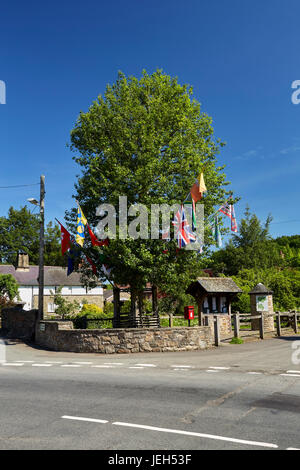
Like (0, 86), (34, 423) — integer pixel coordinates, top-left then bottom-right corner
(256, 295), (268, 312)
(40, 323), (46, 331)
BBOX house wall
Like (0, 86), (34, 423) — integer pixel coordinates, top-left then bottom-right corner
(32, 293), (104, 316)
(17, 286), (103, 314)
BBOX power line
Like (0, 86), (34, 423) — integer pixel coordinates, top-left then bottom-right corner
(0, 183), (39, 189)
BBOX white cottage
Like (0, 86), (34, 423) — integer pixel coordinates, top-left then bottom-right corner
(0, 253), (103, 315)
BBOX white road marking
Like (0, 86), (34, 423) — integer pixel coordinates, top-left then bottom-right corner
(135, 364), (157, 367)
(129, 367), (144, 369)
(209, 366), (231, 370)
(15, 360), (34, 363)
(287, 447), (300, 450)
(104, 362), (124, 365)
(280, 374), (300, 378)
(61, 364), (81, 368)
(62, 415), (108, 424)
(286, 371), (300, 374)
(32, 363), (53, 367)
(112, 421), (278, 449)
(247, 372), (263, 375)
(206, 370), (219, 373)
(172, 368), (189, 371)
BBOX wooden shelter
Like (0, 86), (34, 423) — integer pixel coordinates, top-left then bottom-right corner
(112, 285), (160, 328)
(187, 277), (242, 326)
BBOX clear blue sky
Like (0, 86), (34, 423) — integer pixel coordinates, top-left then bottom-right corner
(0, 0), (299, 239)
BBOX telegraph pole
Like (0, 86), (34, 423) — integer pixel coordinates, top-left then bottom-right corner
(38, 175), (45, 322)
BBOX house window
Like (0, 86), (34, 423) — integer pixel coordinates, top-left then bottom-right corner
(48, 303), (56, 313)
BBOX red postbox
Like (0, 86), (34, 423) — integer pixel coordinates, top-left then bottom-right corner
(184, 306), (194, 320)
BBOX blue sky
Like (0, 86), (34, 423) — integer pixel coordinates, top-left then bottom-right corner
(0, 0), (299, 239)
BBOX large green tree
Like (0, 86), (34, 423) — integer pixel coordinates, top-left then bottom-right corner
(0, 206), (65, 266)
(68, 70), (231, 306)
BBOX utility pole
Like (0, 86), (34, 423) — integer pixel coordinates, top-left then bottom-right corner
(38, 175), (45, 322)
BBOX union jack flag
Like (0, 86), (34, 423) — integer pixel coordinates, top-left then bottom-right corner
(219, 201), (232, 219)
(172, 205), (196, 248)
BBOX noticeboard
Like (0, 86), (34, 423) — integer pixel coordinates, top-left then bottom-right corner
(256, 295), (268, 312)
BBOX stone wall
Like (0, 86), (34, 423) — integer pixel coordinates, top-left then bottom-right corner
(35, 321), (214, 354)
(1, 304), (38, 340)
(204, 314), (232, 339)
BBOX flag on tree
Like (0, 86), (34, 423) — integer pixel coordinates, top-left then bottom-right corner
(76, 202), (87, 247)
(219, 200), (232, 219)
(87, 224), (109, 246)
(212, 216), (222, 248)
(56, 219), (71, 255)
(190, 172), (207, 203)
(231, 205), (238, 232)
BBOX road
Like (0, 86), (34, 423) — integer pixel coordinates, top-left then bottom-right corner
(0, 335), (300, 450)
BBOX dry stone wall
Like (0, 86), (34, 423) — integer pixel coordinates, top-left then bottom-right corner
(35, 321), (214, 354)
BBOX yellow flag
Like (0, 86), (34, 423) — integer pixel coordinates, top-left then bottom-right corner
(198, 172), (207, 193)
(76, 203), (87, 247)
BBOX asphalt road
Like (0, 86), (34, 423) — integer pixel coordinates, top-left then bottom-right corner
(0, 335), (300, 451)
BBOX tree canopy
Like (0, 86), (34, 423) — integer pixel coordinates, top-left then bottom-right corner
(0, 206), (65, 266)
(68, 70), (231, 303)
(208, 208), (300, 311)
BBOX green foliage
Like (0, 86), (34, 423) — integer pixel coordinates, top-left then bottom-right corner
(209, 208), (300, 312)
(80, 303), (103, 317)
(67, 69), (231, 306)
(0, 206), (65, 266)
(230, 337), (244, 344)
(103, 302), (114, 316)
(51, 286), (80, 319)
(0, 274), (19, 301)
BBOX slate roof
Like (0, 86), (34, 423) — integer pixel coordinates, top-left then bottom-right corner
(187, 277), (242, 295)
(0, 264), (87, 286)
(249, 283), (273, 295)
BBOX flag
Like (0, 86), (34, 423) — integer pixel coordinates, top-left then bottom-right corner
(87, 224), (109, 246)
(231, 205), (238, 232)
(76, 202), (87, 247)
(172, 205), (196, 248)
(190, 172), (207, 203)
(184, 200), (197, 231)
(212, 217), (222, 248)
(56, 219), (71, 255)
(219, 200), (232, 219)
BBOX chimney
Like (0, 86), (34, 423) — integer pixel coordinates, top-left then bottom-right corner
(16, 252), (29, 271)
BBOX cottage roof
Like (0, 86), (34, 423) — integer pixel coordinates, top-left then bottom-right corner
(0, 264), (96, 287)
(249, 283), (273, 295)
(187, 277), (242, 295)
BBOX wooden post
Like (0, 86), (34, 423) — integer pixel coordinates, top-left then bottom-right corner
(294, 312), (298, 334)
(169, 314), (173, 328)
(259, 313), (265, 340)
(233, 312), (240, 338)
(113, 287), (120, 328)
(214, 316), (220, 347)
(276, 312), (281, 337)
